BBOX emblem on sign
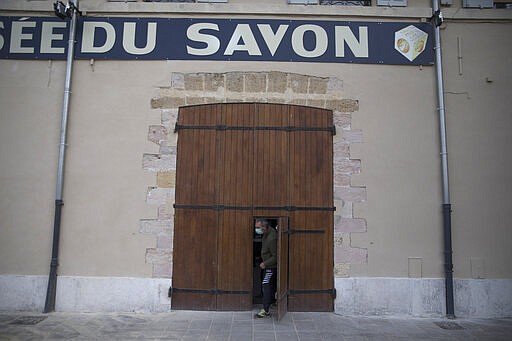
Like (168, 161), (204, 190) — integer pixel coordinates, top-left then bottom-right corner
(394, 25), (428, 62)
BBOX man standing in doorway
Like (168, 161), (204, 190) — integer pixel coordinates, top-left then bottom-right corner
(254, 218), (277, 319)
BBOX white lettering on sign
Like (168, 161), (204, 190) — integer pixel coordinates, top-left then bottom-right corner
(224, 24), (261, 56)
(0, 22), (4, 50)
(292, 24), (328, 58)
(0, 17), (392, 62)
(81, 21), (116, 53)
(186, 23), (220, 56)
(335, 26), (368, 58)
(10, 21), (36, 53)
(257, 24), (288, 56)
(40, 21), (66, 54)
(123, 22), (157, 55)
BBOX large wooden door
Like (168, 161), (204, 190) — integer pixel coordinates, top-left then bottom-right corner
(172, 103), (334, 312)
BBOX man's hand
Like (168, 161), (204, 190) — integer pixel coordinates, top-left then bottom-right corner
(259, 262), (266, 269)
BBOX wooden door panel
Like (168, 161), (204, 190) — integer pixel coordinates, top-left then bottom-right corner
(288, 293), (334, 312)
(171, 209), (217, 310)
(216, 211), (252, 310)
(172, 105), (221, 310)
(289, 106), (333, 208)
(288, 105), (334, 312)
(253, 104), (289, 208)
(215, 104), (254, 310)
(175, 105), (220, 205)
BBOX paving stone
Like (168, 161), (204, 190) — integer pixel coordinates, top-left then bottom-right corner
(189, 319), (212, 330)
(275, 331), (299, 340)
(0, 312), (509, 340)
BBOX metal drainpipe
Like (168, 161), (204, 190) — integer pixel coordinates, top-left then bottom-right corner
(44, 0), (79, 313)
(432, 0), (455, 319)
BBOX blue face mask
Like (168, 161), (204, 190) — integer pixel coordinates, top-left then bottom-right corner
(255, 228), (264, 235)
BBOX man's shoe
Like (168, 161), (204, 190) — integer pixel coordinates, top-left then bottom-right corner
(255, 309), (271, 319)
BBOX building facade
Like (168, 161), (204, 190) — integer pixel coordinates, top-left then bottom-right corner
(0, 0), (511, 317)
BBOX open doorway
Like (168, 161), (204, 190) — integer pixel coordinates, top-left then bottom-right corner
(252, 217), (279, 305)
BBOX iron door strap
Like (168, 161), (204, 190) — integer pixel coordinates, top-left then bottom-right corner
(175, 123), (336, 135)
(173, 204), (335, 212)
(168, 287), (250, 297)
(287, 229), (325, 235)
(289, 289), (336, 298)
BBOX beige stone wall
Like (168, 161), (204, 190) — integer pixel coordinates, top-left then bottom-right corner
(0, 8), (511, 282)
(439, 22), (512, 279)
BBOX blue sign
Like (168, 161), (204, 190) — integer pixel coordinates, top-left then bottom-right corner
(0, 16), (434, 65)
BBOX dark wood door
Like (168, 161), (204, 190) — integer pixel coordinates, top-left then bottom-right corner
(172, 103), (334, 312)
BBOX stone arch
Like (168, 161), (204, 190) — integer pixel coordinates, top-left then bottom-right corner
(142, 71), (367, 279)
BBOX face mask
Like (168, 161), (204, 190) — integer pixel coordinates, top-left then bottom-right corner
(255, 228), (264, 235)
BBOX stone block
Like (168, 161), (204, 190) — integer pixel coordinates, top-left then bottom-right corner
(148, 125), (168, 145)
(226, 72), (244, 92)
(204, 97), (221, 104)
(161, 109), (178, 129)
(309, 77), (328, 94)
(334, 246), (367, 264)
(327, 77), (343, 92)
(225, 97), (244, 103)
(159, 143), (177, 155)
(140, 219), (172, 235)
(204, 73), (225, 91)
(335, 218), (367, 233)
(184, 73), (204, 91)
(267, 97), (285, 104)
(153, 263), (172, 278)
(186, 96), (205, 105)
(143, 154), (176, 172)
(245, 97), (266, 103)
(335, 199), (353, 218)
(288, 98), (307, 106)
(171, 72), (185, 89)
(146, 248), (172, 264)
(158, 204), (174, 220)
(157, 234), (173, 249)
(306, 98), (325, 109)
(267, 71), (287, 93)
(146, 187), (175, 205)
(334, 263), (350, 277)
(326, 99), (359, 112)
(245, 73), (266, 93)
(333, 159), (361, 174)
(289, 74), (309, 94)
(334, 232), (344, 247)
(334, 173), (351, 187)
(151, 96), (185, 109)
(333, 112), (351, 129)
(343, 129), (363, 143)
(334, 186), (367, 202)
(333, 140), (350, 158)
(157, 171), (176, 188)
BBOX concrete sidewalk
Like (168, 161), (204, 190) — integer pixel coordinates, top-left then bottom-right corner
(0, 309), (511, 340)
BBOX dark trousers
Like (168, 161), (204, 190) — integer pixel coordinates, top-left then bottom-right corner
(262, 268), (277, 313)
